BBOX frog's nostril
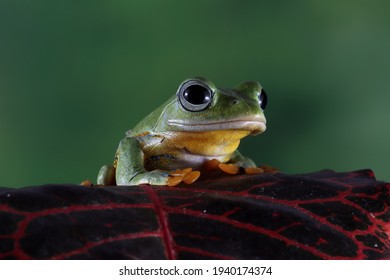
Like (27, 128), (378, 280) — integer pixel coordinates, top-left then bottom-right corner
(231, 99), (240, 105)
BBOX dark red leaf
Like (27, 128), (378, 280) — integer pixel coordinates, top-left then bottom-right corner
(0, 169), (389, 259)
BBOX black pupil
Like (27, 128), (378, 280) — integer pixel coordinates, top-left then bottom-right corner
(259, 89), (268, 110)
(183, 85), (210, 105)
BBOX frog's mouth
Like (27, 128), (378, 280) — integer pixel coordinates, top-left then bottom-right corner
(168, 115), (266, 135)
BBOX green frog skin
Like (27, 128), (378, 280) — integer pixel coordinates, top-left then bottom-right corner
(97, 77), (267, 186)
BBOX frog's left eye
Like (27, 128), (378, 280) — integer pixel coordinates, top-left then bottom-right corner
(258, 88), (268, 110)
(177, 80), (213, 112)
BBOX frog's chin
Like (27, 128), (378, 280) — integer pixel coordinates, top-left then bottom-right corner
(168, 115), (266, 135)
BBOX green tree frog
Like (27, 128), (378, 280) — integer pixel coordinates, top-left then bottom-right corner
(97, 77), (267, 186)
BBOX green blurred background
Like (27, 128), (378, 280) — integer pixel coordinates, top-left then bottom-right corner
(1, 0), (389, 188)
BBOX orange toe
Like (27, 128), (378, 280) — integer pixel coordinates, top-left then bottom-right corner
(170, 168), (193, 177)
(167, 176), (183, 186)
(245, 167), (264, 174)
(260, 165), (279, 173)
(202, 159), (221, 171)
(183, 171), (201, 184)
(80, 180), (93, 187)
(218, 163), (240, 175)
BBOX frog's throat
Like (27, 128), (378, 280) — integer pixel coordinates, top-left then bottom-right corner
(168, 115), (266, 135)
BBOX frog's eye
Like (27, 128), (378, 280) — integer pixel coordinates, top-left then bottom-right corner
(258, 88), (268, 110)
(177, 80), (213, 112)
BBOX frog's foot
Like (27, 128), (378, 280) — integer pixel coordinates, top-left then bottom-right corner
(219, 163), (240, 174)
(200, 159), (235, 175)
(257, 165), (279, 173)
(200, 159), (240, 177)
(202, 159), (279, 176)
(80, 179), (94, 187)
(202, 159), (240, 175)
(201, 158), (221, 172)
(167, 168), (201, 186)
(219, 164), (279, 175)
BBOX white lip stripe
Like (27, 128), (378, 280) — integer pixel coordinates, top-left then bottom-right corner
(168, 120), (266, 133)
(168, 115), (266, 125)
(168, 115), (266, 133)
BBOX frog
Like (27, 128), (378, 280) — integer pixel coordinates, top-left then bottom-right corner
(96, 77), (268, 186)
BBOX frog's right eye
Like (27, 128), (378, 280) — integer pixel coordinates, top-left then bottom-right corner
(258, 88), (268, 110)
(177, 80), (213, 112)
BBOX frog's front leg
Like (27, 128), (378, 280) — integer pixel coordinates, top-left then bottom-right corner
(229, 150), (257, 168)
(97, 165), (116, 185)
(115, 137), (169, 186)
(226, 150), (277, 174)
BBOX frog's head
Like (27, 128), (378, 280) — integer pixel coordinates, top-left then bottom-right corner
(158, 77), (267, 135)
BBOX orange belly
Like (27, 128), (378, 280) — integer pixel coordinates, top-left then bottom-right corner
(137, 130), (250, 171)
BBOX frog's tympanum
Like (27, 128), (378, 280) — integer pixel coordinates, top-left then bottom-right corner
(97, 77), (268, 186)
